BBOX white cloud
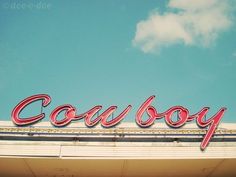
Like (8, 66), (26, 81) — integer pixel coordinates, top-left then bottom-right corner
(133, 0), (233, 53)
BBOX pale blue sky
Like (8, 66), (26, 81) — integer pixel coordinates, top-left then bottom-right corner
(0, 0), (236, 123)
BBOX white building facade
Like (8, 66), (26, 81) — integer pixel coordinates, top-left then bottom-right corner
(0, 121), (236, 177)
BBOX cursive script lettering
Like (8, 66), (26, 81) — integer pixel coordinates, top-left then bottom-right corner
(11, 94), (226, 150)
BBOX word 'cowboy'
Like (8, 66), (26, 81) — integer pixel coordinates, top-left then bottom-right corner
(11, 94), (227, 150)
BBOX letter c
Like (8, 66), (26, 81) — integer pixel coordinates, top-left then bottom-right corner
(11, 94), (51, 126)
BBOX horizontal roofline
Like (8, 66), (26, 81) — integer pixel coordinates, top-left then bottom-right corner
(1, 120), (236, 129)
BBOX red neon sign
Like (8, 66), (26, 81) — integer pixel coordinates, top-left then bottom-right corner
(11, 94), (227, 150)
